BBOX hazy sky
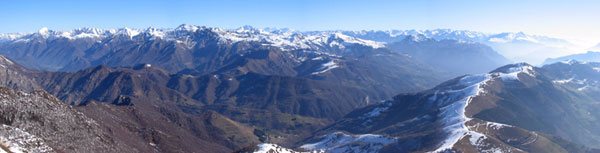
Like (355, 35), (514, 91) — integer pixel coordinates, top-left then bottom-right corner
(1, 0), (599, 44)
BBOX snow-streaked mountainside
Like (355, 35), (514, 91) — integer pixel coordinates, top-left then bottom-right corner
(0, 25), (580, 65)
(289, 62), (600, 153)
(544, 60), (600, 93)
(298, 63), (537, 153)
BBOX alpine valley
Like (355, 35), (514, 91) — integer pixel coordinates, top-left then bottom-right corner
(0, 25), (599, 153)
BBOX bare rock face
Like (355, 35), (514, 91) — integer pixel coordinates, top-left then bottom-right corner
(0, 87), (134, 152)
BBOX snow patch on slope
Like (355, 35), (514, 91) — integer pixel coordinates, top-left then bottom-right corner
(361, 102), (392, 119)
(358, 101), (393, 125)
(553, 78), (574, 84)
(0, 55), (14, 65)
(577, 85), (591, 91)
(552, 78), (597, 91)
(485, 122), (513, 130)
(312, 60), (339, 74)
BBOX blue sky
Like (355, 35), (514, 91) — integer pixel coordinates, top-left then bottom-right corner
(1, 0), (599, 43)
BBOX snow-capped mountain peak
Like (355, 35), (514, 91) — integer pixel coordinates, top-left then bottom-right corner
(115, 27), (140, 38)
(402, 34), (431, 42)
(38, 27), (50, 37)
(143, 27), (166, 39)
(175, 24), (200, 32)
(264, 27), (296, 34)
(60, 27), (107, 39)
(326, 32), (386, 48)
(236, 25), (258, 32)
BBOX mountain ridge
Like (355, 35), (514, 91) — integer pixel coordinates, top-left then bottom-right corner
(543, 51), (600, 65)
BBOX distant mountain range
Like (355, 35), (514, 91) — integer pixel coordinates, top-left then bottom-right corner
(0, 25), (582, 66)
(342, 30), (581, 65)
(0, 25), (518, 100)
(387, 35), (510, 75)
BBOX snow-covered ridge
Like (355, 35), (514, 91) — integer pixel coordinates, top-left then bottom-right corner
(429, 73), (491, 152)
(429, 63), (536, 152)
(246, 143), (321, 153)
(492, 63), (536, 81)
(299, 132), (396, 153)
(560, 59), (582, 65)
(215, 27), (386, 50)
